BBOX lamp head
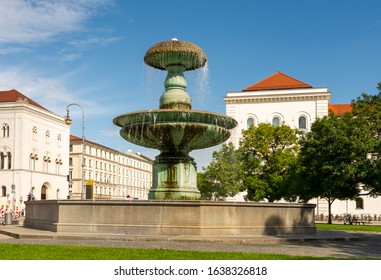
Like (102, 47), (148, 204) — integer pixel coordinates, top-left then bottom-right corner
(65, 110), (72, 125)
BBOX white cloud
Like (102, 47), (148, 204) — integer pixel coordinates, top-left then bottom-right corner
(59, 52), (83, 62)
(0, 0), (113, 44)
(58, 36), (121, 61)
(68, 36), (121, 49)
(99, 128), (120, 138)
(0, 67), (104, 116)
(0, 46), (31, 55)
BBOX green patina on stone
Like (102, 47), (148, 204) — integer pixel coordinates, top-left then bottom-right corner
(113, 39), (237, 200)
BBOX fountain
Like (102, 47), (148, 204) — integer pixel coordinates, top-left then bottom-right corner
(113, 39), (237, 200)
(23, 39), (316, 237)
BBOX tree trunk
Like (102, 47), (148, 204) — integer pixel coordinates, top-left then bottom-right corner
(327, 199), (332, 224)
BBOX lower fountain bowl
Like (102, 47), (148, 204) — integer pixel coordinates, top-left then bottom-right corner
(113, 109), (238, 151)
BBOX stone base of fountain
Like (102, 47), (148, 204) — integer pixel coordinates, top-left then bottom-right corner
(149, 153), (200, 200)
(23, 200), (316, 236)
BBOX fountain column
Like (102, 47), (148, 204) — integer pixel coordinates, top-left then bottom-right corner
(151, 61), (200, 199)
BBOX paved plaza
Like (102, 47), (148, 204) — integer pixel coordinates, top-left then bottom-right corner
(1, 219), (381, 259)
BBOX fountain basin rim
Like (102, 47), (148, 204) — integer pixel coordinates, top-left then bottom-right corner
(113, 109), (238, 129)
(25, 199), (317, 208)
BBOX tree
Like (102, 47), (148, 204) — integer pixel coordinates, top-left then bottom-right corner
(351, 82), (381, 195)
(198, 142), (243, 200)
(297, 113), (372, 223)
(238, 123), (299, 202)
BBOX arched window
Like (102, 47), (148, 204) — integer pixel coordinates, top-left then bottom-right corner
(2, 124), (9, 138)
(7, 152), (11, 169)
(41, 185), (48, 200)
(1, 186), (6, 196)
(272, 117), (280, 127)
(45, 130), (50, 144)
(55, 156), (62, 174)
(298, 116), (307, 130)
(0, 152), (4, 169)
(247, 117), (255, 129)
(57, 134), (62, 147)
(32, 126), (37, 141)
(30, 151), (38, 170)
(43, 153), (51, 172)
(355, 197), (364, 209)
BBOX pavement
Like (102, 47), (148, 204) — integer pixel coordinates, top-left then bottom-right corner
(1, 218), (381, 259)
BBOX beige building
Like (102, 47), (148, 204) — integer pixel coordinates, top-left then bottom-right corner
(0, 89), (70, 214)
(69, 135), (153, 200)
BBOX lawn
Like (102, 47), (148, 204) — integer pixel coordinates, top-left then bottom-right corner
(1, 224), (379, 260)
(316, 223), (381, 232)
(0, 243), (334, 260)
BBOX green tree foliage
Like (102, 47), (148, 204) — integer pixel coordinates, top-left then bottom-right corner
(238, 123), (299, 202)
(351, 82), (381, 194)
(197, 142), (243, 200)
(297, 113), (372, 223)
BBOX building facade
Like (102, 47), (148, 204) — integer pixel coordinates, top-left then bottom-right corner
(224, 72), (381, 219)
(0, 89), (70, 215)
(224, 72), (331, 147)
(69, 135), (153, 200)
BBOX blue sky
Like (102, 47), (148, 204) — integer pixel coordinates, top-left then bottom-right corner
(1, 0), (380, 169)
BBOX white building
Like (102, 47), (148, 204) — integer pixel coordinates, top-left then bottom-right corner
(69, 135), (153, 200)
(0, 89), (70, 214)
(224, 71), (331, 147)
(224, 72), (380, 219)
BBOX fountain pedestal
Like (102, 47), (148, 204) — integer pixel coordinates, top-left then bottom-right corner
(150, 153), (199, 200)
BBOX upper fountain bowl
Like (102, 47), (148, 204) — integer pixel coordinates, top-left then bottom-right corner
(144, 39), (207, 71)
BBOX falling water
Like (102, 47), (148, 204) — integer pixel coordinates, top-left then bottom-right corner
(143, 63), (166, 109)
(187, 62), (210, 110)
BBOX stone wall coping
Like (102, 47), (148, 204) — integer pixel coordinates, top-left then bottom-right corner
(25, 200), (316, 209)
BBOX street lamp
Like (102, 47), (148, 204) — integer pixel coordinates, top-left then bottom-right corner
(65, 103), (85, 200)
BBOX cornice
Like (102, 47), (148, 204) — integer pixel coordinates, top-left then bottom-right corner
(224, 93), (331, 104)
(0, 102), (65, 123)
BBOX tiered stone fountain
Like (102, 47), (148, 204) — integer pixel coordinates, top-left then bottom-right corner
(24, 39), (316, 236)
(113, 39), (237, 200)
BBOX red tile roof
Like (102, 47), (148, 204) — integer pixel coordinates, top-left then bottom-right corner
(70, 135), (83, 141)
(0, 89), (48, 111)
(243, 71), (313, 91)
(328, 104), (352, 115)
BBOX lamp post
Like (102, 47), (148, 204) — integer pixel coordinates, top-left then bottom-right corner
(65, 103), (85, 200)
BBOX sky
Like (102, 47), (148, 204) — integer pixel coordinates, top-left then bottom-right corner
(0, 0), (380, 169)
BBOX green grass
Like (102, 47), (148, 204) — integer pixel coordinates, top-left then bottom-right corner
(1, 224), (380, 260)
(316, 223), (381, 232)
(0, 243), (334, 260)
